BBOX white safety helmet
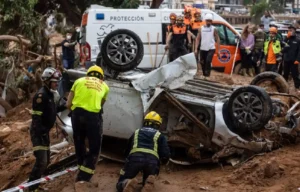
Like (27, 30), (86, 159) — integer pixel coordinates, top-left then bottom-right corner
(41, 67), (62, 82)
(204, 13), (213, 21)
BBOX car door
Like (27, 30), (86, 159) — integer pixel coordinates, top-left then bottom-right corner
(211, 22), (241, 74)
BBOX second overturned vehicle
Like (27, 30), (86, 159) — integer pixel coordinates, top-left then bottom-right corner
(56, 53), (300, 165)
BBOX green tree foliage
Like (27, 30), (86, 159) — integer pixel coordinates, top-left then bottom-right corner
(250, 0), (285, 24)
(0, 0), (40, 40)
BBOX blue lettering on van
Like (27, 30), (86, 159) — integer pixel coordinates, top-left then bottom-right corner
(110, 16), (144, 21)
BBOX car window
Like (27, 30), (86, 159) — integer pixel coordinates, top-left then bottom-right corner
(224, 26), (236, 45)
(213, 24), (226, 44)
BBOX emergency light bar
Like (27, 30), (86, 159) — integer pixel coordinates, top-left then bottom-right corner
(96, 13), (105, 20)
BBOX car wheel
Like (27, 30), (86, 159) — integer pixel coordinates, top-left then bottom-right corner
(101, 29), (144, 72)
(250, 71), (289, 93)
(228, 85), (273, 134)
(233, 62), (242, 75)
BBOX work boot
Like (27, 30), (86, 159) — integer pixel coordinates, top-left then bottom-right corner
(241, 68), (247, 76)
(248, 68), (254, 77)
(123, 178), (139, 192)
(141, 175), (156, 192)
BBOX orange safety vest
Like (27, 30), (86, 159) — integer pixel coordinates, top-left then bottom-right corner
(172, 25), (187, 35)
(184, 18), (190, 25)
(190, 21), (204, 30)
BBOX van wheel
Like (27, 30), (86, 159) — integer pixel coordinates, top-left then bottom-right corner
(250, 71), (289, 93)
(101, 29), (144, 72)
(228, 85), (273, 135)
(233, 62), (242, 74)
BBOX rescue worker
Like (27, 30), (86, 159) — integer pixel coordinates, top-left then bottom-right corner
(263, 27), (284, 72)
(282, 25), (300, 91)
(165, 15), (191, 62)
(62, 31), (77, 69)
(66, 65), (109, 183)
(28, 67), (65, 192)
(116, 111), (170, 192)
(183, 7), (192, 49)
(187, 9), (205, 52)
(183, 6), (192, 26)
(194, 13), (220, 77)
(253, 24), (266, 74)
(166, 13), (177, 61)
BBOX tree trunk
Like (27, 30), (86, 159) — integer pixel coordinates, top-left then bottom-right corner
(57, 0), (82, 25)
(150, 0), (164, 8)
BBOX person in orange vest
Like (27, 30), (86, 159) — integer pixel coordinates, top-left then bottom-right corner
(166, 13), (177, 61)
(183, 7), (192, 26)
(165, 15), (192, 62)
(263, 27), (285, 72)
(187, 10), (205, 52)
(183, 7), (192, 50)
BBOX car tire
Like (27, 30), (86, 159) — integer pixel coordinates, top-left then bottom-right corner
(228, 85), (273, 135)
(233, 62), (242, 74)
(250, 71), (289, 93)
(101, 29), (144, 72)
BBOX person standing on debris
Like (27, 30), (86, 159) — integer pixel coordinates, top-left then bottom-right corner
(166, 13), (177, 61)
(261, 11), (275, 32)
(66, 65), (109, 183)
(253, 24), (266, 74)
(281, 25), (300, 91)
(240, 24), (255, 77)
(165, 15), (190, 62)
(194, 13), (220, 77)
(28, 67), (66, 192)
(116, 111), (170, 192)
(263, 27), (285, 72)
(62, 31), (77, 69)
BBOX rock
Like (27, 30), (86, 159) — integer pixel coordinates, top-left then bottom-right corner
(0, 125), (11, 140)
(162, 180), (170, 185)
(264, 159), (280, 178)
(75, 181), (98, 192)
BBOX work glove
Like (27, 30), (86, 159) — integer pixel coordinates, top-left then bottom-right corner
(295, 61), (300, 64)
(245, 49), (251, 55)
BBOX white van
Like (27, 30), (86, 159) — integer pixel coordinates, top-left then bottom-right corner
(79, 4), (240, 75)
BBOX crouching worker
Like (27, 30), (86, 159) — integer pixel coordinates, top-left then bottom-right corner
(28, 67), (66, 192)
(116, 111), (170, 192)
(66, 65), (109, 183)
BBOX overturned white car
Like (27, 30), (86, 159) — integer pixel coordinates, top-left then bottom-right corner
(56, 53), (300, 166)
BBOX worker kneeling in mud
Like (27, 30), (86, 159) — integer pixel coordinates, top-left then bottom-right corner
(116, 111), (170, 192)
(66, 65), (109, 183)
(28, 67), (66, 192)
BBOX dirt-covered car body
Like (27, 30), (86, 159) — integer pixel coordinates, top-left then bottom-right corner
(57, 54), (298, 164)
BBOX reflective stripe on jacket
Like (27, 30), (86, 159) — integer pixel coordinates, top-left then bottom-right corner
(264, 39), (281, 55)
(129, 128), (161, 159)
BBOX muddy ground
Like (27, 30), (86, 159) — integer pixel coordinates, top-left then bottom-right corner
(1, 71), (300, 192)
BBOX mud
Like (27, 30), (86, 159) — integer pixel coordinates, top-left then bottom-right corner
(0, 71), (300, 192)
